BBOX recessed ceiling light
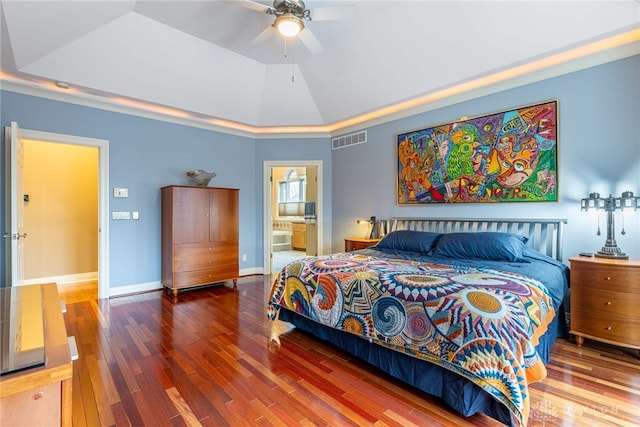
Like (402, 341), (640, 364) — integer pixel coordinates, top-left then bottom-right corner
(55, 81), (70, 89)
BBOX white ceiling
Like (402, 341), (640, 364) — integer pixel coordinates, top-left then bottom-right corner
(1, 1), (639, 135)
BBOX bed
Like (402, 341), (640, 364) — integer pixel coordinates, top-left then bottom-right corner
(268, 217), (569, 427)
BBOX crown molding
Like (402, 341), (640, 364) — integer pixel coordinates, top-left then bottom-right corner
(2, 27), (637, 140)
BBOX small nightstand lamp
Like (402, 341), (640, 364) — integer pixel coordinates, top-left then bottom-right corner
(356, 216), (386, 239)
(581, 191), (639, 259)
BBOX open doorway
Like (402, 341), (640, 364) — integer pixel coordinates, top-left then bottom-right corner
(23, 140), (98, 300)
(271, 166), (307, 272)
(11, 129), (109, 298)
(263, 161), (322, 275)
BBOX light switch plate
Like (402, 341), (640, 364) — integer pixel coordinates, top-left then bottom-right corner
(113, 187), (128, 198)
(112, 211), (131, 220)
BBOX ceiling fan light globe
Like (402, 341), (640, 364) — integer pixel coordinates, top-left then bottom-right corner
(275, 13), (303, 37)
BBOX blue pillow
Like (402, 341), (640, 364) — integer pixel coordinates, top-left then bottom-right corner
(431, 232), (528, 262)
(374, 230), (441, 254)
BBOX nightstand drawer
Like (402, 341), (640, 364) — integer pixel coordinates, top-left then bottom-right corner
(570, 309), (640, 347)
(571, 262), (638, 293)
(569, 255), (640, 350)
(571, 289), (640, 320)
(345, 238), (380, 252)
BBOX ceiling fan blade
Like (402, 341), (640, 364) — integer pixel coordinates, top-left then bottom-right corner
(249, 25), (276, 47)
(298, 28), (323, 55)
(222, 0), (274, 14)
(311, 4), (356, 21)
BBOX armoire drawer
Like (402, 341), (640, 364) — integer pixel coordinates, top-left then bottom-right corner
(173, 242), (238, 272)
(172, 265), (239, 289)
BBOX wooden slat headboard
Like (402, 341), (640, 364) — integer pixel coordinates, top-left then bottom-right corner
(389, 217), (567, 261)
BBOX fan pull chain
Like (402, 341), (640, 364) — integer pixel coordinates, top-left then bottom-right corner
(283, 39), (295, 83)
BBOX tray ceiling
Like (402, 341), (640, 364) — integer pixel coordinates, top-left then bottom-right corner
(1, 1), (638, 135)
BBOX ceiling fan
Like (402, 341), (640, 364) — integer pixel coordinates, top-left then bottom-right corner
(228, 0), (354, 54)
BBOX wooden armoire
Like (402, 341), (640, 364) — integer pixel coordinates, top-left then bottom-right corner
(161, 185), (239, 299)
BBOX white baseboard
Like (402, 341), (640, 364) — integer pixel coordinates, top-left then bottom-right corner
(23, 271), (98, 286)
(109, 281), (163, 297)
(105, 268), (264, 298)
(23, 268), (265, 297)
(241, 267), (263, 276)
(109, 267), (262, 298)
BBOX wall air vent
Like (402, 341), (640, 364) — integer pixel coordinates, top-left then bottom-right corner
(331, 130), (367, 150)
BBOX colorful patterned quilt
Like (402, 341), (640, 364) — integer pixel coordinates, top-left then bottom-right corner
(268, 252), (557, 426)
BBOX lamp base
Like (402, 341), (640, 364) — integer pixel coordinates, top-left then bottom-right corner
(595, 246), (629, 260)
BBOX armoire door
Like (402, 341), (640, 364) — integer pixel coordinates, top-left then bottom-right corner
(171, 187), (211, 244)
(209, 188), (239, 243)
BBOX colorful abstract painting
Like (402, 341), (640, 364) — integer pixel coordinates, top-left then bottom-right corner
(397, 100), (558, 204)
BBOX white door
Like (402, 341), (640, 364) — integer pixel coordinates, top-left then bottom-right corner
(4, 124), (110, 297)
(4, 121), (26, 286)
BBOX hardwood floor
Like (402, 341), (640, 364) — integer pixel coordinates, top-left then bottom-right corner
(58, 281), (98, 305)
(62, 276), (640, 427)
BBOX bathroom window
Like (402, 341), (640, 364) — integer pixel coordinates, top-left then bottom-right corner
(278, 169), (305, 203)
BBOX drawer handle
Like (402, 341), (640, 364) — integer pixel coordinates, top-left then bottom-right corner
(605, 301), (612, 305)
(605, 276), (611, 281)
(606, 326), (612, 330)
(33, 391), (45, 400)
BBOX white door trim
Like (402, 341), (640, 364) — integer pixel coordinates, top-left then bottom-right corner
(263, 160), (323, 275)
(5, 122), (25, 286)
(15, 128), (109, 299)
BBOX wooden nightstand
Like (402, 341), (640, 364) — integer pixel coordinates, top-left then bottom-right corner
(569, 255), (640, 352)
(344, 237), (380, 252)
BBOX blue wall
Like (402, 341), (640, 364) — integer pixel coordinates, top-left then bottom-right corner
(331, 55), (640, 260)
(0, 94), (261, 289)
(2, 55), (639, 291)
(0, 92), (335, 290)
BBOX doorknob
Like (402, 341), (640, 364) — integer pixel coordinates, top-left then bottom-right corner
(2, 233), (27, 240)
